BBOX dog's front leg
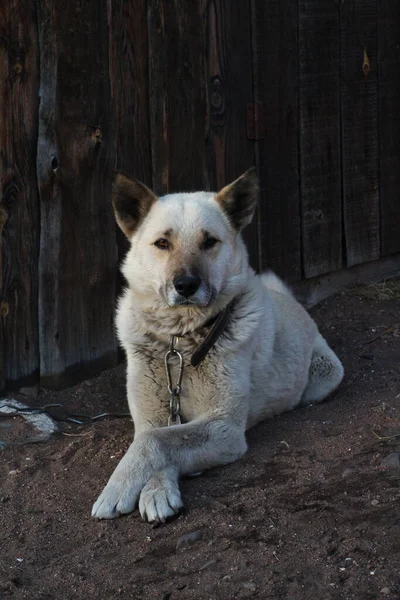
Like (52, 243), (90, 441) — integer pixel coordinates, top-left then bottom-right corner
(92, 416), (247, 520)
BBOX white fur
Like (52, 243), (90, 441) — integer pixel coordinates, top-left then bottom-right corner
(92, 184), (344, 523)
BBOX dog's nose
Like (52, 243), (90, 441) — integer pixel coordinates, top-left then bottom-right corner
(173, 274), (201, 298)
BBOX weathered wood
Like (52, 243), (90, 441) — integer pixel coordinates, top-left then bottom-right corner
(148, 0), (208, 193)
(378, 0), (400, 256)
(299, 1), (342, 278)
(108, 0), (152, 271)
(251, 0), (300, 280)
(340, 0), (379, 267)
(294, 254), (400, 309)
(204, 0), (258, 269)
(37, 0), (117, 389)
(0, 0), (40, 389)
(108, 0), (151, 184)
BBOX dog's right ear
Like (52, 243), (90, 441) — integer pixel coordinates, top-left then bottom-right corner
(112, 171), (157, 239)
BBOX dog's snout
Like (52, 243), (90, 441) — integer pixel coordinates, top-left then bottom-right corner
(173, 274), (201, 298)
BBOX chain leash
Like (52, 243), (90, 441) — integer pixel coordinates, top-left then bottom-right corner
(164, 335), (184, 426)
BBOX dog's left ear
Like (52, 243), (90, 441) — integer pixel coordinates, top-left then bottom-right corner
(112, 171), (157, 239)
(216, 167), (259, 231)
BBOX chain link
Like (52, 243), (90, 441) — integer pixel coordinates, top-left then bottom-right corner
(164, 335), (184, 426)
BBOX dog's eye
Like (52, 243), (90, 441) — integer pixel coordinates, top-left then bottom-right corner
(203, 237), (219, 250)
(154, 238), (169, 250)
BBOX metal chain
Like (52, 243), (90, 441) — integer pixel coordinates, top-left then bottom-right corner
(164, 335), (184, 426)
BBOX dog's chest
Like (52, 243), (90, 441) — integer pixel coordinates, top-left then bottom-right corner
(139, 334), (214, 422)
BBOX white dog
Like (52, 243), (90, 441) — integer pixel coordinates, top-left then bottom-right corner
(92, 168), (344, 523)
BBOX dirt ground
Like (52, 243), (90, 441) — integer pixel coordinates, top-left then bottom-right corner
(1, 281), (400, 600)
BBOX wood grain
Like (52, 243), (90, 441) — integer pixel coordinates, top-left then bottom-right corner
(0, 0), (40, 389)
(299, 1), (342, 278)
(148, 0), (208, 194)
(378, 0), (400, 255)
(37, 0), (117, 388)
(108, 0), (152, 273)
(340, 0), (379, 267)
(204, 0), (258, 269)
(251, 0), (300, 280)
(108, 0), (151, 184)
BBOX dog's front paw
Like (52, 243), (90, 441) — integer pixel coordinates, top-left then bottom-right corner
(139, 470), (183, 523)
(92, 478), (141, 519)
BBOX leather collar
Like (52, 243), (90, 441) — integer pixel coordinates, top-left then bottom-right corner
(190, 299), (235, 367)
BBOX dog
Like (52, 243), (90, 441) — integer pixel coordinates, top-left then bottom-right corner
(92, 168), (344, 523)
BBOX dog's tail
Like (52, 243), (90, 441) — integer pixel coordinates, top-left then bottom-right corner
(260, 271), (293, 298)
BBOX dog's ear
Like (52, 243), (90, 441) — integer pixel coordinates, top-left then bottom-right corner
(112, 171), (157, 239)
(215, 167), (259, 231)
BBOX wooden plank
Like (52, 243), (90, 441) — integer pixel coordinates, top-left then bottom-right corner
(148, 0), (208, 193)
(204, 0), (258, 269)
(378, 0), (400, 255)
(108, 0), (151, 184)
(340, 0), (379, 267)
(108, 0), (152, 273)
(37, 0), (117, 389)
(294, 253), (400, 309)
(251, 0), (300, 280)
(299, 1), (342, 278)
(0, 0), (40, 389)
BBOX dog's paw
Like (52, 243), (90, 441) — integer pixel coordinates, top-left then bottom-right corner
(92, 479), (141, 519)
(139, 472), (183, 523)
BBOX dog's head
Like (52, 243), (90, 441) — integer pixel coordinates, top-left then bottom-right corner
(113, 169), (258, 310)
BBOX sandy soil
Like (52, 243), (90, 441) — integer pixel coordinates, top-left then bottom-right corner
(1, 282), (399, 600)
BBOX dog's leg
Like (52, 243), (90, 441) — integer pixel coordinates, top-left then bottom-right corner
(121, 362), (184, 523)
(300, 334), (344, 406)
(91, 417), (247, 520)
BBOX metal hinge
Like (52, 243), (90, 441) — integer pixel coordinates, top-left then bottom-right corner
(247, 103), (264, 140)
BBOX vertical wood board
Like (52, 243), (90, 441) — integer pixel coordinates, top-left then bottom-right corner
(0, 0), (40, 388)
(340, 0), (379, 267)
(378, 0), (400, 255)
(299, 1), (342, 278)
(148, 0), (208, 194)
(251, 0), (301, 280)
(108, 0), (152, 274)
(37, 0), (117, 389)
(108, 0), (152, 184)
(204, 0), (258, 269)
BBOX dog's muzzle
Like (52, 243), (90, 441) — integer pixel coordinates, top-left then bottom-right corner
(173, 274), (201, 299)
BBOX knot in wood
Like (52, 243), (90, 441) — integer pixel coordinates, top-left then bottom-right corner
(14, 61), (23, 75)
(93, 126), (103, 144)
(210, 77), (225, 117)
(363, 48), (370, 78)
(0, 205), (8, 227)
(0, 301), (9, 318)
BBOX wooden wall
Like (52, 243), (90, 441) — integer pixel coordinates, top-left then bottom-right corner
(1, 0), (399, 390)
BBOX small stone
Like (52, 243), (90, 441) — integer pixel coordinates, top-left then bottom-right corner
(175, 530), (202, 551)
(371, 499), (379, 506)
(243, 581), (257, 592)
(360, 353), (374, 361)
(342, 468), (354, 479)
(380, 587), (390, 595)
(198, 559), (217, 571)
(19, 386), (39, 398)
(381, 453), (400, 468)
(8, 470), (20, 476)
